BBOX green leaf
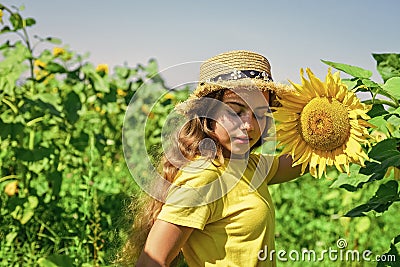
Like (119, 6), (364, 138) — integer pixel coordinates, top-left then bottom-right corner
(37, 258), (58, 267)
(48, 171), (62, 197)
(15, 146), (54, 162)
(344, 203), (370, 217)
(38, 255), (74, 267)
(368, 116), (390, 136)
(377, 241), (400, 267)
(10, 13), (23, 30)
(83, 65), (110, 93)
(367, 104), (389, 117)
(6, 232), (18, 246)
(18, 196), (39, 224)
(388, 115), (400, 128)
(355, 217), (370, 233)
(321, 60), (372, 79)
(341, 79), (358, 91)
(373, 53), (400, 82)
(361, 78), (380, 88)
(25, 17), (36, 27)
(25, 97), (62, 117)
(391, 107), (400, 115)
(360, 161), (382, 175)
(394, 235), (400, 245)
(345, 180), (399, 217)
(330, 164), (371, 191)
(45, 62), (66, 73)
(95, 133), (106, 153)
(360, 152), (400, 184)
(0, 26), (12, 34)
(369, 139), (400, 162)
(36, 93), (60, 105)
(70, 131), (89, 151)
(46, 37), (62, 45)
(115, 65), (130, 79)
(145, 58), (159, 77)
(0, 119), (24, 139)
(373, 180), (399, 203)
(381, 154), (400, 169)
(382, 77), (400, 100)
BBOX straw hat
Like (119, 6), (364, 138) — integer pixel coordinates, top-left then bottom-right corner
(190, 50), (293, 102)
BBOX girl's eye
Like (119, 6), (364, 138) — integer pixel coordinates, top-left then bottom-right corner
(254, 113), (265, 120)
(226, 109), (242, 116)
(254, 111), (269, 119)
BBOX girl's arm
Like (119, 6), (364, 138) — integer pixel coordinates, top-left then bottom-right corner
(136, 219), (193, 267)
(268, 154), (303, 185)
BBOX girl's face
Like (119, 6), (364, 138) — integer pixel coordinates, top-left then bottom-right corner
(211, 88), (270, 158)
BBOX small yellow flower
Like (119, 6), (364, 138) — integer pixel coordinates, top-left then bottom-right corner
(95, 106), (101, 112)
(96, 64), (109, 74)
(53, 47), (65, 57)
(0, 9), (4, 24)
(5, 181), (18, 197)
(96, 92), (104, 99)
(117, 88), (127, 97)
(34, 59), (49, 80)
(164, 93), (175, 100)
(34, 69), (50, 80)
(34, 59), (46, 68)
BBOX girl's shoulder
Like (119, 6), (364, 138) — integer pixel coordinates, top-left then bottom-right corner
(174, 157), (224, 188)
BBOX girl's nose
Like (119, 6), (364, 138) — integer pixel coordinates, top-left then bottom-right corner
(239, 116), (254, 131)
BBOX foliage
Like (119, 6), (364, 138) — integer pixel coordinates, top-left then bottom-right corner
(0, 4), (173, 266)
(0, 3), (399, 267)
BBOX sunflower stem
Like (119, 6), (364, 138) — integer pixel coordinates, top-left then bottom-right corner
(363, 99), (399, 108)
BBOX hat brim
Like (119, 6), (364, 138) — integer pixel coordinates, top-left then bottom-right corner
(190, 78), (293, 99)
(175, 78), (294, 115)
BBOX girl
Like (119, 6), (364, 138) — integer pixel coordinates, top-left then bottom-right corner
(120, 50), (302, 266)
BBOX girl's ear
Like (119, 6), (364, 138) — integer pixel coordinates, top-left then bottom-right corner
(207, 123), (216, 138)
(204, 117), (216, 132)
(209, 120), (216, 131)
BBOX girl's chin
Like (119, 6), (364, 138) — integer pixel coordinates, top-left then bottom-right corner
(223, 149), (251, 159)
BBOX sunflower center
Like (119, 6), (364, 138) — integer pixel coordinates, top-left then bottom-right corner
(299, 97), (350, 151)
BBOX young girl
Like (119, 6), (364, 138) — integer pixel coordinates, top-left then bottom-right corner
(121, 50), (303, 266)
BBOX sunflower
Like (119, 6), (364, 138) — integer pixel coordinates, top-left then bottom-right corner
(274, 68), (372, 178)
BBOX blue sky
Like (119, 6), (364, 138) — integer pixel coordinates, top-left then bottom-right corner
(1, 0), (399, 87)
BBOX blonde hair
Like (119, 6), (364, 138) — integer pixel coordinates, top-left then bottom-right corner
(116, 90), (225, 265)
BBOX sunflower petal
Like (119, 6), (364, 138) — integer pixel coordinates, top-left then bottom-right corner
(307, 68), (327, 97)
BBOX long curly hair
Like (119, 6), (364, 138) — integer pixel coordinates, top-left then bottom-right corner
(116, 89), (275, 265)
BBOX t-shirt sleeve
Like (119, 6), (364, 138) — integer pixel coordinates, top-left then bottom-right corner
(157, 200), (210, 230)
(260, 154), (279, 183)
(157, 161), (220, 230)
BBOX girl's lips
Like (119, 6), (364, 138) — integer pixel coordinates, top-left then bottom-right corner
(233, 137), (251, 144)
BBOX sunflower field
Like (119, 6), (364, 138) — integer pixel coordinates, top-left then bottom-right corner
(0, 4), (399, 267)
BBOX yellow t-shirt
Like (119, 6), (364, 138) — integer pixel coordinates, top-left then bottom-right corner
(158, 154), (279, 267)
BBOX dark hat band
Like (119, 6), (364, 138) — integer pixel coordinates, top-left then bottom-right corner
(204, 70), (273, 83)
